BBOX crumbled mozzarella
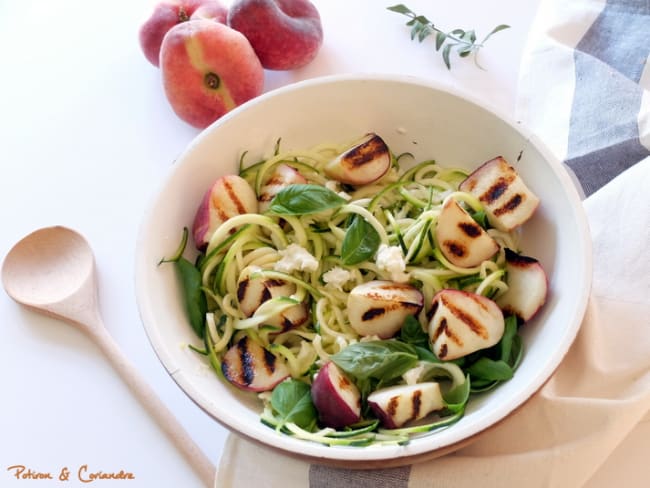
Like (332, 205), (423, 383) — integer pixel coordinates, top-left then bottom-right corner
(322, 266), (352, 290)
(274, 244), (319, 273)
(376, 244), (410, 282)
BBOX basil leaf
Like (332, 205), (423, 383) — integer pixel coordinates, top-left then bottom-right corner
(268, 184), (346, 215)
(176, 257), (207, 339)
(414, 345), (440, 363)
(400, 316), (429, 348)
(466, 357), (514, 381)
(271, 379), (317, 429)
(331, 340), (418, 382)
(341, 215), (380, 265)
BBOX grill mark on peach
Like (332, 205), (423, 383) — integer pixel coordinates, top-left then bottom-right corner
(211, 194), (229, 222)
(361, 301), (421, 322)
(236, 279), (248, 303)
(223, 178), (248, 214)
(443, 240), (467, 258)
(428, 300), (439, 321)
(432, 317), (447, 342)
(362, 307), (387, 321)
(494, 193), (524, 217)
(459, 221), (482, 238)
(439, 343), (448, 359)
(435, 317), (464, 346)
(411, 389), (422, 421)
(505, 248), (538, 266)
(238, 337), (255, 386)
(261, 347), (278, 376)
(480, 177), (509, 204)
(387, 395), (399, 417)
(343, 136), (386, 169)
(443, 296), (489, 339)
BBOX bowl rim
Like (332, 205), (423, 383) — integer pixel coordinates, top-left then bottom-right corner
(135, 72), (593, 464)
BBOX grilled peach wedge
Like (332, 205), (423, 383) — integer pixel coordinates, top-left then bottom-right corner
(237, 266), (309, 332)
(435, 197), (499, 268)
(258, 163), (308, 212)
(311, 361), (361, 429)
(324, 133), (391, 186)
(347, 280), (424, 338)
(221, 335), (290, 391)
(192, 174), (258, 249)
(459, 156), (540, 231)
(368, 382), (444, 429)
(428, 289), (505, 361)
(497, 248), (548, 323)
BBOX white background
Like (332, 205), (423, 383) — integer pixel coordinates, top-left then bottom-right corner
(0, 1), (541, 486)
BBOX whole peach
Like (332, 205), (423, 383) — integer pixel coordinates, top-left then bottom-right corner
(139, 0), (227, 67)
(160, 19), (264, 129)
(227, 0), (323, 70)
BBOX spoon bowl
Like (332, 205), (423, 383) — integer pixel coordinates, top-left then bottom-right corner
(3, 226), (97, 324)
(2, 226), (215, 487)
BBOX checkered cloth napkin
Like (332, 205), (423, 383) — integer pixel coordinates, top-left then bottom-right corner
(215, 0), (650, 485)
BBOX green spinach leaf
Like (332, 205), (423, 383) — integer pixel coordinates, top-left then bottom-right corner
(466, 357), (514, 381)
(176, 257), (207, 339)
(159, 228), (206, 339)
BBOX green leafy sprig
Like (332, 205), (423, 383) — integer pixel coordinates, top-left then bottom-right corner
(387, 4), (510, 69)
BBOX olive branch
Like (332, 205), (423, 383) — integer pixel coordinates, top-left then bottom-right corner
(387, 4), (510, 69)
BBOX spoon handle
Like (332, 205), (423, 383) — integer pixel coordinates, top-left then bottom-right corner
(88, 321), (215, 487)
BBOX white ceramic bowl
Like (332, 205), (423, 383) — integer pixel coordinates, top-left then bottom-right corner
(135, 74), (591, 466)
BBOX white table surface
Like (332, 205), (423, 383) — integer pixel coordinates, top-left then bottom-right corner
(0, 1), (544, 486)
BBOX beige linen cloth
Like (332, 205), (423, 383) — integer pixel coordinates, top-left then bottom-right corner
(215, 0), (650, 485)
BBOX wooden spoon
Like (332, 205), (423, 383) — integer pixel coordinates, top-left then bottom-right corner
(2, 226), (215, 487)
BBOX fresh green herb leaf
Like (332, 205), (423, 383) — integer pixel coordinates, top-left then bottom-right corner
(387, 3), (510, 69)
(466, 357), (514, 381)
(414, 345), (440, 363)
(341, 214), (381, 265)
(268, 184), (346, 215)
(331, 340), (419, 382)
(435, 31), (446, 50)
(159, 228), (206, 339)
(442, 43), (453, 70)
(499, 315), (519, 364)
(176, 257), (207, 338)
(400, 316), (429, 348)
(483, 24), (511, 43)
(271, 379), (317, 430)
